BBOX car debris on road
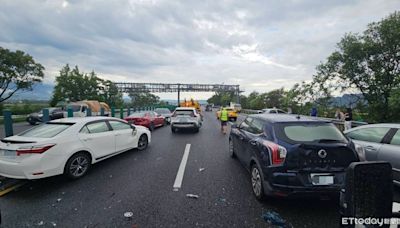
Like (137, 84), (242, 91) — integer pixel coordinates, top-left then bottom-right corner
(186, 194), (199, 199)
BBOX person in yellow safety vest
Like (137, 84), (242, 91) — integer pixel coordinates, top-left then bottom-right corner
(220, 108), (229, 134)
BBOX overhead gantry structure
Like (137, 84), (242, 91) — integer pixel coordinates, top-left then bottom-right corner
(114, 82), (241, 105)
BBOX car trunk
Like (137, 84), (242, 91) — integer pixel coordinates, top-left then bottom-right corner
(284, 143), (359, 172)
(0, 136), (48, 163)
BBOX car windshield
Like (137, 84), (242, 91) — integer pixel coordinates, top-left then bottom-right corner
(18, 123), (74, 138)
(155, 109), (171, 114)
(275, 122), (348, 144)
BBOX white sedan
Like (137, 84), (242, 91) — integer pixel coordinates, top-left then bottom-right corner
(0, 117), (151, 179)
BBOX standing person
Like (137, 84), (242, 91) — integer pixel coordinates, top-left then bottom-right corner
(344, 108), (353, 130)
(310, 107), (318, 117)
(220, 108), (229, 134)
(335, 108), (345, 120)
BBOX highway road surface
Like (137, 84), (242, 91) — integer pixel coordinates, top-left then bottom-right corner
(0, 111), (363, 227)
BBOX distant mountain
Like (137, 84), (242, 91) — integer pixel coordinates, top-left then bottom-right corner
(8, 83), (54, 101)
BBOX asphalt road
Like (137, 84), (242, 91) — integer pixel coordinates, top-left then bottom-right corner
(0, 112), (358, 227)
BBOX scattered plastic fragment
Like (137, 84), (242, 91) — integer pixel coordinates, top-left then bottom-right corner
(37, 221), (44, 226)
(61, 192), (65, 195)
(262, 211), (286, 227)
(56, 198), (62, 202)
(74, 208), (78, 211)
(186, 194), (199, 199)
(50, 222), (57, 227)
(199, 168), (205, 172)
(173, 188), (179, 192)
(219, 198), (226, 203)
(109, 175), (113, 178)
(124, 212), (133, 218)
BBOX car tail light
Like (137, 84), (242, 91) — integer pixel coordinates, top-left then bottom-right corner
(16, 144), (56, 156)
(263, 141), (287, 165)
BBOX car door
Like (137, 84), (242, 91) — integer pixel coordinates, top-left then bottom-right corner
(242, 118), (265, 167)
(236, 117), (254, 165)
(79, 121), (115, 160)
(154, 112), (164, 126)
(377, 128), (400, 183)
(108, 120), (137, 152)
(345, 127), (391, 161)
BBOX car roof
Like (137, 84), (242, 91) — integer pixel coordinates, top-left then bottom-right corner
(344, 123), (400, 132)
(175, 107), (196, 110)
(49, 116), (123, 124)
(248, 114), (330, 123)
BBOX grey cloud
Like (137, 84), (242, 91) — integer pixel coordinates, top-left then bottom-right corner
(0, 0), (399, 95)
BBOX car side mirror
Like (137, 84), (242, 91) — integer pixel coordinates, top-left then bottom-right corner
(131, 124), (136, 130)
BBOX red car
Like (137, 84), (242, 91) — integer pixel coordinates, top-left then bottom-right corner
(124, 111), (165, 131)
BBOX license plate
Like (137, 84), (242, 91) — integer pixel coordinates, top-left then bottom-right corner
(310, 173), (334, 185)
(0, 149), (16, 157)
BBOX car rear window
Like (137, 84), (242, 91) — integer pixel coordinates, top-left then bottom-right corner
(129, 112), (146, 117)
(275, 122), (347, 144)
(173, 110), (194, 117)
(18, 123), (73, 138)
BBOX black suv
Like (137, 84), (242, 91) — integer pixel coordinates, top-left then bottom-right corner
(229, 114), (364, 200)
(26, 108), (64, 125)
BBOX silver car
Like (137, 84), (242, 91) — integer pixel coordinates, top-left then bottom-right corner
(344, 124), (400, 184)
(170, 107), (202, 133)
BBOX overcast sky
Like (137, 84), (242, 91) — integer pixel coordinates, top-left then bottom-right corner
(1, 0), (399, 100)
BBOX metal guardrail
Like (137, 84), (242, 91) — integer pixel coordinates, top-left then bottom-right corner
(2, 105), (177, 137)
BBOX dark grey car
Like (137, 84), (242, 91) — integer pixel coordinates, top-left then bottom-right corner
(344, 124), (400, 185)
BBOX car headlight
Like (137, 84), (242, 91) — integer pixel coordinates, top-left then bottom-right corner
(354, 144), (366, 161)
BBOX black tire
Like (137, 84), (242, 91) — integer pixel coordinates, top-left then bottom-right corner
(64, 153), (91, 179)
(251, 163), (266, 201)
(149, 122), (155, 131)
(137, 134), (148, 151)
(194, 127), (199, 133)
(171, 127), (177, 133)
(229, 138), (236, 158)
(28, 121), (36, 125)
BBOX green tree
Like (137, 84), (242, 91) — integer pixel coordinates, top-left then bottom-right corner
(0, 47), (45, 103)
(97, 79), (123, 107)
(314, 12), (400, 122)
(129, 91), (160, 107)
(51, 64), (123, 107)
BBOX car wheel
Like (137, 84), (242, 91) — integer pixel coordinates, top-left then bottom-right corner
(194, 127), (199, 133)
(64, 153), (91, 179)
(229, 138), (236, 158)
(251, 163), (266, 201)
(171, 127), (177, 133)
(149, 122), (155, 131)
(137, 134), (148, 151)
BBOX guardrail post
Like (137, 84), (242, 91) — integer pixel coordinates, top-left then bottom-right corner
(3, 110), (13, 137)
(67, 108), (73, 117)
(120, 108), (124, 119)
(111, 107), (115, 117)
(42, 108), (50, 122)
(100, 107), (105, 116)
(87, 108), (92, 117)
